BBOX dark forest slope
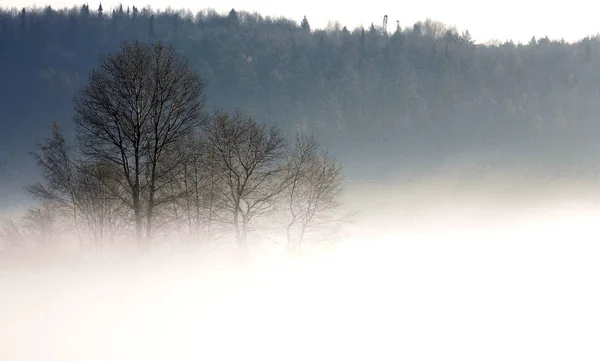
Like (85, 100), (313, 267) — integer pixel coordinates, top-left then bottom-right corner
(2, 5), (600, 203)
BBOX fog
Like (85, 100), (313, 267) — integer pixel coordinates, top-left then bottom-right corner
(2, 173), (600, 361)
(3, 7), (600, 359)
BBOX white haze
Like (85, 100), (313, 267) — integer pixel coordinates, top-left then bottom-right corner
(1, 174), (600, 361)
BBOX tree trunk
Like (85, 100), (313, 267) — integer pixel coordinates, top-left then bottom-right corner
(240, 214), (249, 254)
(133, 189), (143, 250)
(206, 181), (214, 246)
(73, 206), (84, 258)
(233, 210), (241, 247)
(145, 201), (154, 245)
(286, 222), (294, 253)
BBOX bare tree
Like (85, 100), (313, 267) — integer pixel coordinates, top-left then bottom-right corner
(73, 40), (206, 249)
(283, 132), (344, 252)
(197, 137), (227, 246)
(1, 205), (66, 254)
(26, 123), (128, 254)
(26, 122), (84, 253)
(20, 204), (66, 249)
(75, 161), (129, 253)
(202, 110), (287, 252)
(166, 133), (225, 248)
(0, 218), (29, 251)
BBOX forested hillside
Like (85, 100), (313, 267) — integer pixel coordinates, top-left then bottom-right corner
(2, 4), (600, 201)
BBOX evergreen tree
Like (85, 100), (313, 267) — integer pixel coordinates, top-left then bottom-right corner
(81, 4), (89, 17)
(461, 30), (472, 44)
(149, 15), (155, 38)
(369, 22), (376, 34)
(529, 36), (537, 46)
(300, 15), (310, 31)
(413, 22), (421, 34)
(228, 8), (237, 22)
(19, 8), (26, 34)
(585, 43), (592, 62)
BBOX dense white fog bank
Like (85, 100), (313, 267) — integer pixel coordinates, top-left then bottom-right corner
(2, 176), (600, 360)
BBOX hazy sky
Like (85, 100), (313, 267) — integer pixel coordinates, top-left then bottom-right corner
(3, 0), (600, 43)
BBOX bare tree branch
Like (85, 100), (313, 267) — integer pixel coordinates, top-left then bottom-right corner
(73, 40), (206, 249)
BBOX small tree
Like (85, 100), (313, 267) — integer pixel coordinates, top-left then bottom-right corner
(26, 123), (127, 254)
(300, 16), (310, 32)
(0, 218), (29, 251)
(202, 110), (287, 252)
(369, 22), (377, 35)
(20, 204), (65, 249)
(75, 161), (128, 252)
(228, 8), (238, 23)
(170, 133), (225, 247)
(26, 123), (83, 252)
(283, 133), (344, 252)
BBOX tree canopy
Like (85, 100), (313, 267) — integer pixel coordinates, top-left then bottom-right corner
(1, 5), (600, 194)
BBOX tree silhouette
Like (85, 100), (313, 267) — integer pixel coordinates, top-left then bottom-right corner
(73, 40), (206, 249)
(202, 110), (287, 253)
(301, 15), (310, 31)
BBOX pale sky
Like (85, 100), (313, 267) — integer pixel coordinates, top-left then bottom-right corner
(3, 0), (600, 43)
